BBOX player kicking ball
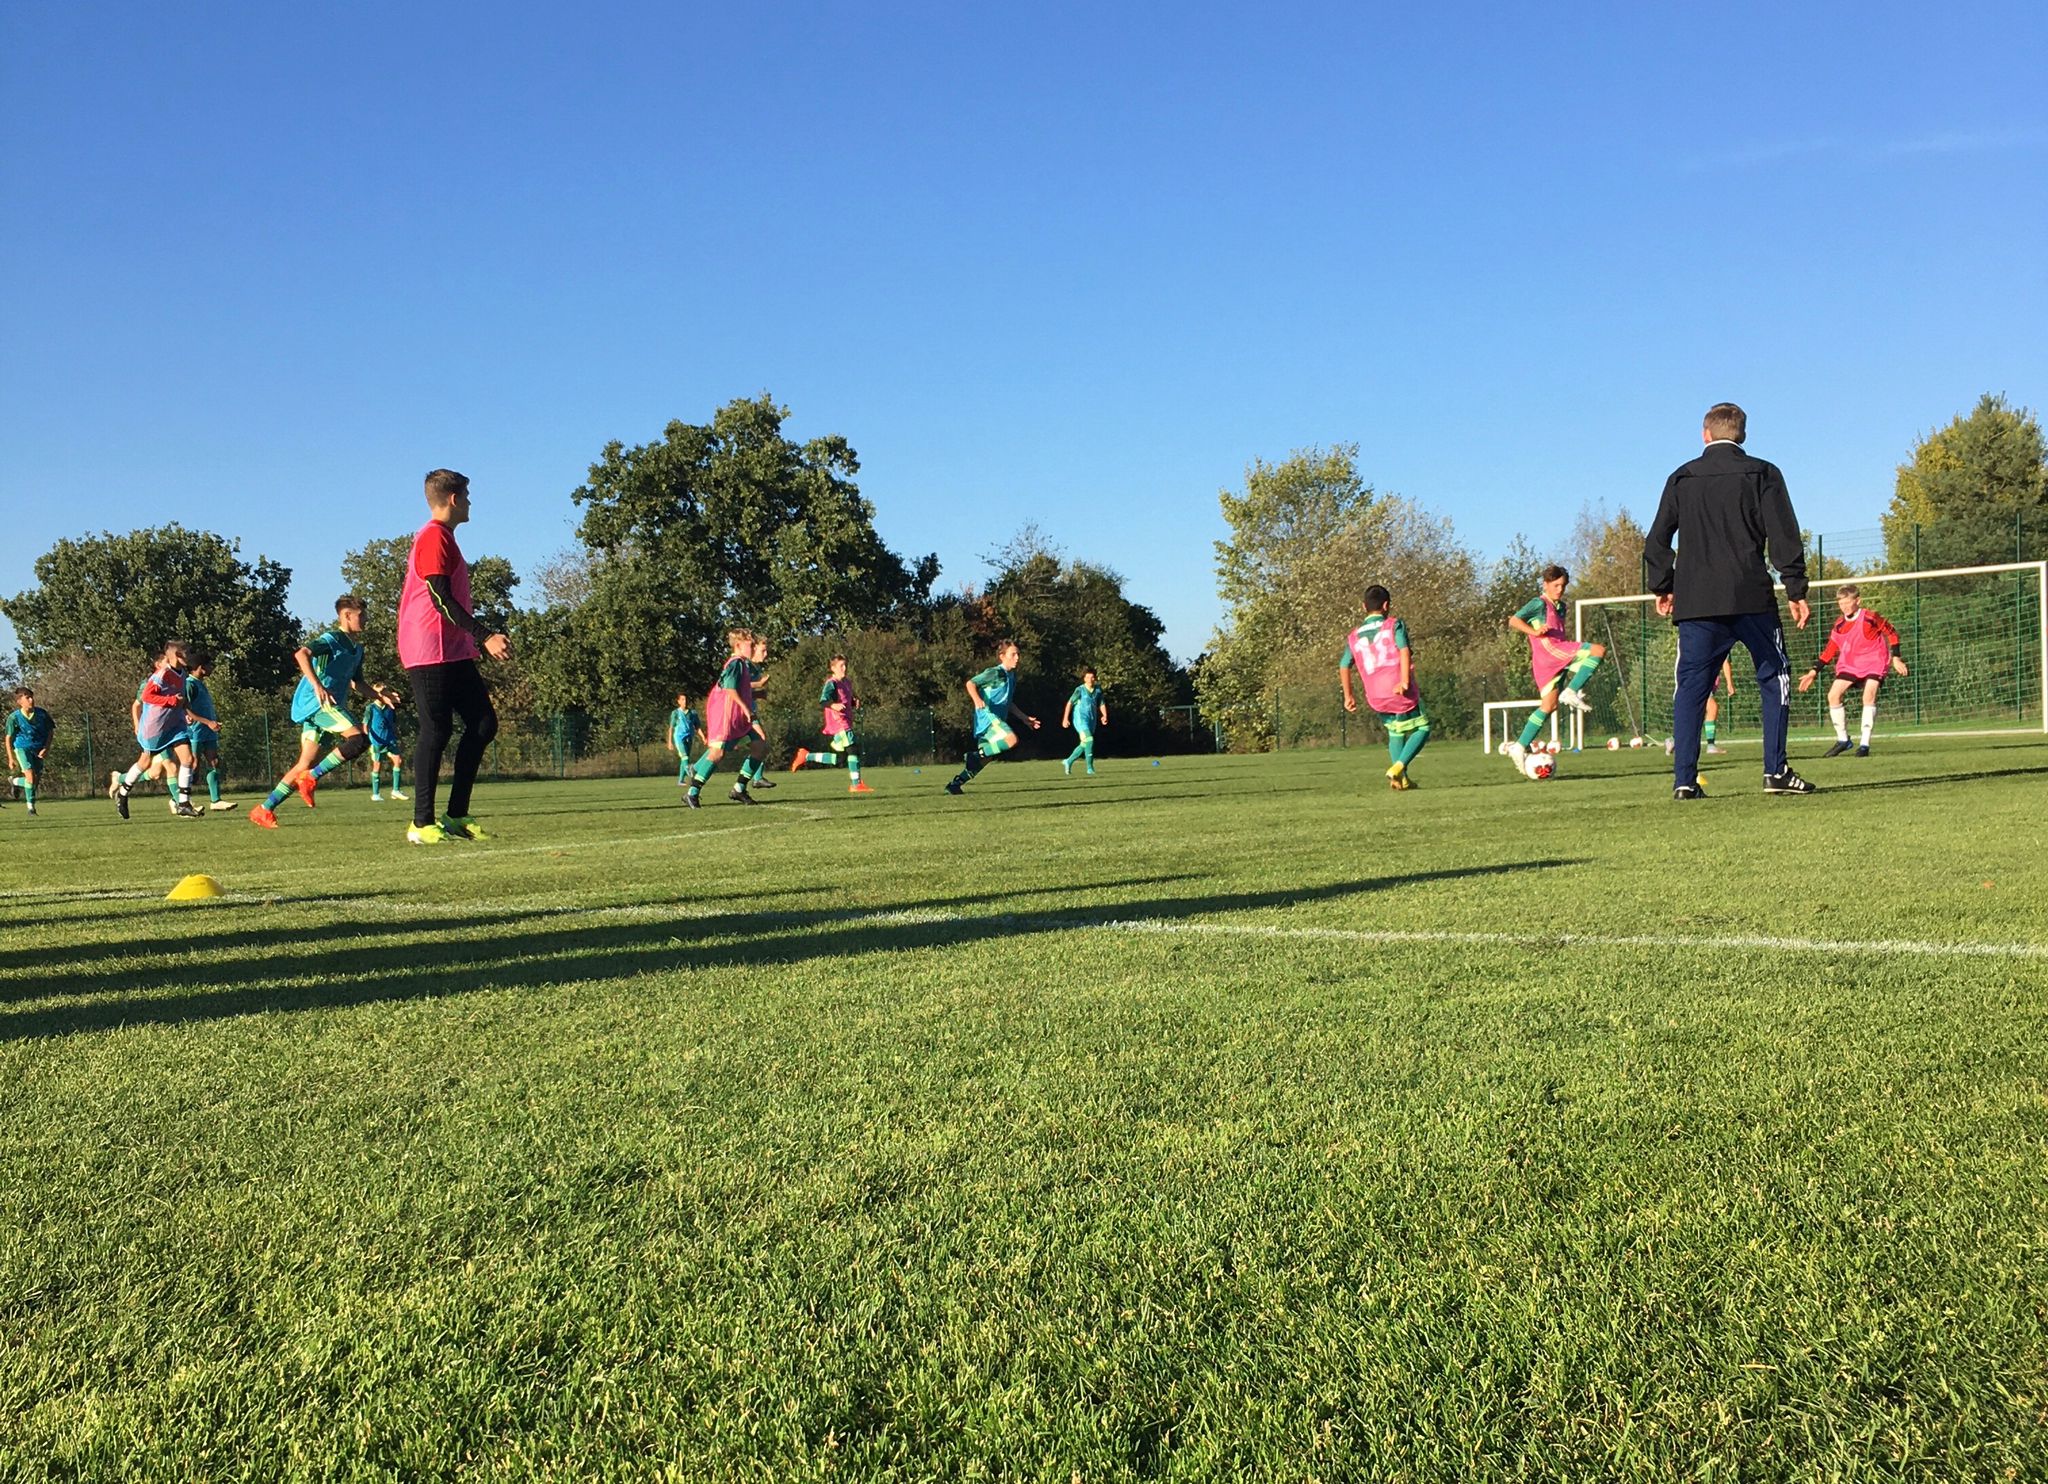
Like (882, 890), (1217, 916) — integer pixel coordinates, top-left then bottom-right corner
(251, 595), (372, 829)
(1503, 564), (1603, 770)
(790, 654), (873, 793)
(947, 641), (1040, 795)
(1340, 585), (1431, 789)
(1798, 585), (1907, 758)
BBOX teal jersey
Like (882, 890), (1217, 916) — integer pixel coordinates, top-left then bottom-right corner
(185, 676), (218, 723)
(367, 701), (400, 748)
(1068, 684), (1102, 729)
(291, 626), (365, 723)
(669, 706), (696, 741)
(972, 663), (1016, 718)
(7, 706), (53, 758)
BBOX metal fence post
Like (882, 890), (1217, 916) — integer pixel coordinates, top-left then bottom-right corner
(262, 712), (273, 781)
(1913, 523), (1923, 724)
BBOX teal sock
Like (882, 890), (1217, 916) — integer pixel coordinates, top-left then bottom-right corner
(677, 755), (691, 783)
(813, 752), (841, 767)
(1516, 713), (1545, 749)
(1084, 739), (1095, 768)
(690, 753), (718, 785)
(847, 754), (860, 782)
(1065, 745), (1085, 766)
(206, 767), (221, 804)
(1703, 719), (1718, 743)
(1398, 724), (1431, 767)
(265, 781), (291, 809)
(20, 779), (33, 805)
(1566, 652), (1602, 689)
(309, 748), (348, 782)
(371, 767), (383, 797)
(391, 762), (402, 792)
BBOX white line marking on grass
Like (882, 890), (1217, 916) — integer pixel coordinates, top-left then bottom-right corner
(1092, 919), (2048, 962)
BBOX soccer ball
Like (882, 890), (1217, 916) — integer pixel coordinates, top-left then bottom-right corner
(1605, 737), (1620, 750)
(1628, 736), (1645, 749)
(1524, 751), (1556, 780)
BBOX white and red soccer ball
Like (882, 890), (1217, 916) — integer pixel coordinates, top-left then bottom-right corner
(1524, 751), (1557, 780)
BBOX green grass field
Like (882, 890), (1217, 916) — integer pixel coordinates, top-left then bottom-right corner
(5, 739), (2047, 1479)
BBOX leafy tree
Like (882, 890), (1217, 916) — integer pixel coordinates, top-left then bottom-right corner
(337, 536), (518, 692)
(565, 394), (937, 713)
(2, 526), (297, 689)
(1563, 502), (1648, 600)
(1884, 394), (2048, 571)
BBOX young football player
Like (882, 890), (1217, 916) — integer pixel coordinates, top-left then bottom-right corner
(111, 640), (202, 818)
(666, 691), (698, 785)
(5, 687), (53, 816)
(366, 684), (407, 800)
(1503, 565), (1604, 768)
(1702, 657), (1735, 755)
(790, 654), (872, 793)
(1798, 585), (1908, 756)
(686, 630), (766, 808)
(251, 595), (371, 829)
(1061, 668), (1107, 776)
(184, 650), (235, 810)
(1340, 585), (1431, 790)
(947, 641), (1040, 795)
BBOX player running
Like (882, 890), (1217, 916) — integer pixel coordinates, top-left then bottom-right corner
(946, 640), (1040, 795)
(365, 684), (407, 801)
(790, 654), (873, 793)
(5, 687), (53, 816)
(111, 640), (202, 819)
(1504, 565), (1604, 769)
(1702, 657), (1735, 754)
(1340, 585), (1432, 790)
(183, 650), (235, 810)
(250, 595), (371, 829)
(685, 629), (767, 808)
(666, 691), (698, 786)
(1061, 668), (1107, 776)
(1798, 585), (1908, 757)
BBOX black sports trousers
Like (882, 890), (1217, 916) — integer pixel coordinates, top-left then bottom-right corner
(405, 658), (499, 829)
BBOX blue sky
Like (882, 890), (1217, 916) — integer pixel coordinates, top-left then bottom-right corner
(4, 1), (2044, 663)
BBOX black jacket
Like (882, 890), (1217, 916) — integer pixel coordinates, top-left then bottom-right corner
(1644, 442), (1807, 620)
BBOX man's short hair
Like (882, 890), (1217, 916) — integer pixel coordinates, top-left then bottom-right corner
(1363, 584), (1391, 612)
(1704, 403), (1747, 443)
(424, 469), (470, 503)
(1541, 564), (1569, 585)
(336, 593), (365, 614)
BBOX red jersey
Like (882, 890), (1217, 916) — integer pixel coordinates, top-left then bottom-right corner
(398, 518), (478, 668)
(1816, 608), (1899, 679)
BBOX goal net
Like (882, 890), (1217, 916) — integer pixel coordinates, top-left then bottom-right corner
(1573, 562), (2047, 744)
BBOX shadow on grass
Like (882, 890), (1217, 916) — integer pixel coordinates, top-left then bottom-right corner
(1, 860), (1583, 1040)
(0, 875), (1208, 987)
(1814, 762), (2048, 794)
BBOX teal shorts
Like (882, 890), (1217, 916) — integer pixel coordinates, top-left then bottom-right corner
(369, 742), (399, 762)
(975, 716), (1018, 755)
(298, 703), (358, 741)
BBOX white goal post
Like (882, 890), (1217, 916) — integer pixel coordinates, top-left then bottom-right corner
(1481, 701), (1580, 754)
(1573, 561), (2048, 742)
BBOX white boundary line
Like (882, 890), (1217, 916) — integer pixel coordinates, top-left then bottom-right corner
(1094, 917), (2048, 962)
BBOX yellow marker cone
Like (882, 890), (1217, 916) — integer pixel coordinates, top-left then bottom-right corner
(166, 874), (224, 902)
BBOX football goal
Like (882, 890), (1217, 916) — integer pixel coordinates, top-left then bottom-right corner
(1573, 561), (2048, 744)
(1480, 701), (1579, 754)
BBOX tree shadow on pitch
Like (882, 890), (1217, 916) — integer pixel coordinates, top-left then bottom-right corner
(0, 859), (1581, 1040)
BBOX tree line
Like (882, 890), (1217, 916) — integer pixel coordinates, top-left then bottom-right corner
(4, 392), (2039, 752)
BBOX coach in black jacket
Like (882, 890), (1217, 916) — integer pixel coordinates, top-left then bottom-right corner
(1644, 403), (1816, 799)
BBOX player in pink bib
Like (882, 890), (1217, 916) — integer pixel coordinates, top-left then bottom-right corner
(789, 654), (871, 793)
(685, 628), (768, 808)
(1798, 585), (1907, 757)
(1503, 564), (1605, 768)
(1339, 584), (1431, 790)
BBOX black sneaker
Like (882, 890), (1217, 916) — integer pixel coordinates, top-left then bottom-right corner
(1854, 744), (1869, 757)
(1673, 784), (1705, 801)
(1823, 739), (1852, 757)
(115, 787), (130, 820)
(685, 790), (701, 810)
(945, 778), (963, 796)
(1763, 769), (1817, 795)
(173, 801), (202, 818)
(728, 786), (757, 805)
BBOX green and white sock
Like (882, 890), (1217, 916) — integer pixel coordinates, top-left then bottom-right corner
(1516, 713), (1545, 749)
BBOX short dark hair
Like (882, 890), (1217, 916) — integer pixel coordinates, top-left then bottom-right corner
(13, 686), (32, 700)
(1541, 564), (1569, 584)
(1838, 584), (1860, 601)
(187, 649), (213, 670)
(336, 593), (365, 614)
(1363, 584), (1391, 612)
(831, 654), (847, 664)
(424, 469), (469, 502)
(1704, 403), (1747, 443)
